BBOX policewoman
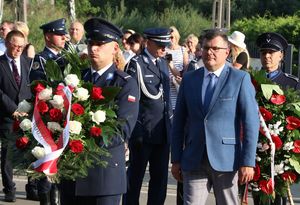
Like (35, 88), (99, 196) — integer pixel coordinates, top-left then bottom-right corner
(29, 18), (68, 81)
(255, 33), (300, 205)
(257, 32), (300, 90)
(60, 18), (139, 205)
(123, 28), (173, 205)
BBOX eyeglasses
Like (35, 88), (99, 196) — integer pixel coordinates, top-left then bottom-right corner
(202, 46), (228, 52)
(9, 42), (25, 50)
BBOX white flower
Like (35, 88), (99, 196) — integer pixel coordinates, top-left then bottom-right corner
(64, 74), (80, 87)
(69, 121), (82, 134)
(19, 119), (32, 131)
(268, 121), (284, 136)
(274, 163), (285, 176)
(31, 146), (45, 159)
(283, 141), (294, 151)
(17, 100), (32, 113)
(38, 88), (53, 101)
(257, 143), (270, 152)
(256, 156), (261, 162)
(73, 87), (89, 101)
(47, 122), (63, 133)
(89, 110), (106, 125)
(49, 95), (64, 109)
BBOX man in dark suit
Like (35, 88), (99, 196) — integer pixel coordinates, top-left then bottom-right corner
(60, 18), (139, 205)
(171, 29), (259, 204)
(0, 30), (32, 202)
(123, 28), (173, 205)
(28, 18), (68, 205)
(29, 18), (67, 81)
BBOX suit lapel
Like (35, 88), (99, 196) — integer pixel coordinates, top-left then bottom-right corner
(195, 68), (205, 115)
(1, 55), (19, 90)
(207, 65), (230, 113)
(19, 56), (29, 90)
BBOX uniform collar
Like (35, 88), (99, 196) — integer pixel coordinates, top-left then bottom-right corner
(91, 62), (113, 76)
(144, 48), (158, 64)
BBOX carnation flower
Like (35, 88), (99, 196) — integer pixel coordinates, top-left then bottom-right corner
(31, 146), (45, 159)
(16, 136), (29, 149)
(69, 121), (82, 134)
(64, 74), (80, 88)
(69, 140), (84, 153)
(38, 87), (52, 101)
(49, 95), (64, 109)
(17, 100), (32, 113)
(19, 119), (32, 131)
(47, 122), (63, 133)
(73, 87), (89, 101)
(89, 110), (106, 125)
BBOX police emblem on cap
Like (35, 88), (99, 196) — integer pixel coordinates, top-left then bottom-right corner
(256, 32), (288, 52)
(32, 62), (40, 70)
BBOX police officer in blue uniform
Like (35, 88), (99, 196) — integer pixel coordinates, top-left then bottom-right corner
(123, 28), (173, 205)
(59, 18), (139, 205)
(29, 18), (68, 81)
(256, 32), (300, 91)
(255, 33), (300, 205)
(27, 18), (68, 205)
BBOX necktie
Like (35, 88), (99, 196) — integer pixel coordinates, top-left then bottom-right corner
(11, 60), (21, 87)
(203, 73), (216, 113)
(92, 72), (100, 84)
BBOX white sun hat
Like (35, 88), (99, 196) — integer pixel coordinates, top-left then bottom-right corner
(228, 31), (246, 49)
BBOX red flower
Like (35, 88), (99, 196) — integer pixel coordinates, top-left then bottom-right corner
(71, 103), (85, 116)
(259, 179), (273, 195)
(49, 108), (63, 122)
(259, 107), (273, 121)
(253, 164), (261, 181)
(37, 101), (49, 114)
(13, 120), (20, 132)
(271, 135), (283, 150)
(281, 171), (297, 183)
(270, 94), (286, 105)
(69, 140), (84, 154)
(34, 83), (46, 94)
(286, 116), (300, 130)
(90, 126), (102, 137)
(292, 140), (300, 153)
(55, 84), (65, 95)
(91, 86), (105, 100)
(16, 136), (29, 149)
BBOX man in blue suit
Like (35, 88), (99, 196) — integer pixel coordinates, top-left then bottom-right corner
(171, 29), (260, 204)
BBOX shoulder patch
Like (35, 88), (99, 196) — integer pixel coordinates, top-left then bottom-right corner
(284, 73), (299, 82)
(131, 56), (139, 62)
(115, 70), (132, 81)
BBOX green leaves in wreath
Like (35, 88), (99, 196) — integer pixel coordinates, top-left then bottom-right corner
(289, 155), (300, 174)
(45, 60), (63, 82)
(261, 84), (284, 100)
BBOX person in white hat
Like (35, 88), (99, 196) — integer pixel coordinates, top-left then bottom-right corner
(228, 31), (250, 70)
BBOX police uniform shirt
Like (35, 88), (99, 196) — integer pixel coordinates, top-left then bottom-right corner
(91, 62), (113, 77)
(267, 69), (300, 90)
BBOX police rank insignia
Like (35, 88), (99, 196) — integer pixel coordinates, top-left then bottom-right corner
(32, 62), (40, 70)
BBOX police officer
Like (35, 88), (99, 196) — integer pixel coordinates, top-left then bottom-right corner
(123, 28), (173, 205)
(257, 32), (300, 90)
(255, 33), (300, 205)
(28, 18), (68, 205)
(59, 18), (139, 205)
(29, 18), (68, 81)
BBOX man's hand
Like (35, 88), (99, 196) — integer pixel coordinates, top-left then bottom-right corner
(171, 163), (183, 182)
(239, 166), (254, 185)
(12, 111), (28, 120)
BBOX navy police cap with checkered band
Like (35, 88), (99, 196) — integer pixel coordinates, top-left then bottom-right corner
(143, 28), (171, 46)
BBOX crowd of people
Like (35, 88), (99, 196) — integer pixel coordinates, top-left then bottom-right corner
(0, 17), (299, 205)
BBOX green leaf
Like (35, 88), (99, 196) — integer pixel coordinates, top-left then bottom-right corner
(289, 156), (300, 174)
(101, 87), (122, 103)
(45, 60), (63, 81)
(106, 109), (116, 118)
(261, 84), (283, 100)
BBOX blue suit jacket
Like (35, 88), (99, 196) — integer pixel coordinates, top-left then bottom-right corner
(171, 65), (259, 172)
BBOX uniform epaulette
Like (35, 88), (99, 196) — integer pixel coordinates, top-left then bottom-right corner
(191, 59), (197, 64)
(131, 56), (139, 62)
(116, 70), (132, 81)
(284, 73), (299, 82)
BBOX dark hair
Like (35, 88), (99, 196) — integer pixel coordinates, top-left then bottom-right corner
(127, 33), (144, 45)
(6, 30), (25, 41)
(202, 29), (229, 46)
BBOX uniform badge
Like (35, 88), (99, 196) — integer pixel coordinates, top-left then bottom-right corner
(32, 62), (40, 70)
(106, 73), (114, 80)
(128, 95), (136, 102)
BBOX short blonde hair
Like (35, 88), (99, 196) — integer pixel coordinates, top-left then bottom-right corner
(170, 26), (180, 43)
(186, 34), (199, 45)
(14, 21), (29, 37)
